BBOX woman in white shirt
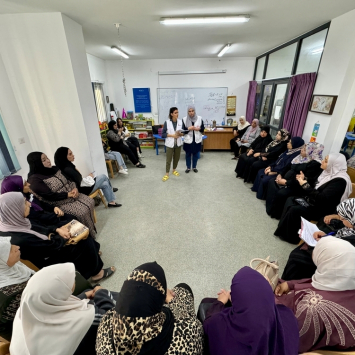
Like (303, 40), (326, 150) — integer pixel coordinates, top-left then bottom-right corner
(117, 118), (143, 159)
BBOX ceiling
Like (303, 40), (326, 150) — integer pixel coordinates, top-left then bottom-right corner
(0, 0), (355, 60)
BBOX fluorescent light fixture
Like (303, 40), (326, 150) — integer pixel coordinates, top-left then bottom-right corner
(218, 44), (231, 57)
(160, 15), (250, 25)
(311, 47), (324, 55)
(111, 46), (129, 59)
(158, 70), (227, 75)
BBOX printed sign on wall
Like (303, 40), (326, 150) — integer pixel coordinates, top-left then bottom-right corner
(133, 88), (152, 113)
(310, 123), (320, 142)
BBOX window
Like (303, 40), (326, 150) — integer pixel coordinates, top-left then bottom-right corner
(254, 83), (262, 119)
(92, 83), (108, 122)
(259, 85), (273, 124)
(266, 43), (297, 79)
(0, 110), (21, 179)
(269, 83), (288, 127)
(296, 28), (328, 74)
(255, 56), (266, 81)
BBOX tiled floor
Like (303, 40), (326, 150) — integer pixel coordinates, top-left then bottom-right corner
(96, 148), (295, 306)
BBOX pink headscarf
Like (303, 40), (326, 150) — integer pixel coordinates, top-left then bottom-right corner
(245, 119), (259, 140)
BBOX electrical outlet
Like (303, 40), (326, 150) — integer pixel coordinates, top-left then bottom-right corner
(18, 137), (25, 144)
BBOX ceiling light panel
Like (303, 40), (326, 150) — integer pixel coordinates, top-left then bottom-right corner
(111, 46), (129, 59)
(160, 15), (250, 25)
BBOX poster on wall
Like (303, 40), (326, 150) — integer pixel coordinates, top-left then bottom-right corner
(310, 122), (320, 142)
(133, 88), (152, 113)
(227, 96), (236, 116)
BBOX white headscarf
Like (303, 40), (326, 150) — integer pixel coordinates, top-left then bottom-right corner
(312, 237), (355, 291)
(316, 153), (352, 202)
(10, 263), (95, 355)
(237, 116), (250, 130)
(0, 237), (33, 289)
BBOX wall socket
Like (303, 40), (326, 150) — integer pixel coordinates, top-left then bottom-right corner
(18, 137), (25, 144)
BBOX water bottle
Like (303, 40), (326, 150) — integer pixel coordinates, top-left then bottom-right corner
(221, 118), (225, 126)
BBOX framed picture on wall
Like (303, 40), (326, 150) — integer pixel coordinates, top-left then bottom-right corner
(309, 95), (338, 115)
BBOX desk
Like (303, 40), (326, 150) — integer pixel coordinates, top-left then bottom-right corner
(203, 129), (234, 150)
(344, 133), (355, 157)
(153, 134), (207, 155)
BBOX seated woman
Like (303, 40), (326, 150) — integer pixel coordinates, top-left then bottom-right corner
(244, 128), (290, 183)
(106, 120), (145, 168)
(275, 237), (355, 354)
(274, 153), (352, 244)
(235, 126), (272, 177)
(10, 263), (116, 355)
(117, 117), (144, 158)
(232, 118), (260, 160)
(54, 147), (121, 208)
(0, 192), (115, 282)
(102, 139), (128, 174)
(266, 142), (324, 219)
(27, 152), (96, 238)
(1, 175), (75, 230)
(0, 238), (34, 327)
(252, 136), (304, 198)
(203, 267), (299, 355)
(282, 198), (355, 280)
(229, 116), (250, 155)
(96, 261), (204, 355)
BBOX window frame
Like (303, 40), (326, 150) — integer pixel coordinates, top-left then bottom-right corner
(253, 22), (330, 80)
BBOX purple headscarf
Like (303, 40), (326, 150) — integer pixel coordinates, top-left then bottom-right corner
(203, 267), (299, 355)
(1, 175), (42, 211)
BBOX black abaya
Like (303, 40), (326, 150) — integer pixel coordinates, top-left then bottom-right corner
(235, 154), (258, 179)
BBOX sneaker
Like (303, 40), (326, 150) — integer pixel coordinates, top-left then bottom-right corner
(136, 164), (146, 168)
(124, 169), (128, 172)
(138, 152), (145, 158)
(119, 169), (128, 175)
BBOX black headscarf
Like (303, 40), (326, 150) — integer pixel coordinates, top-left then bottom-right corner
(27, 152), (58, 178)
(54, 147), (75, 171)
(250, 126), (273, 152)
(112, 262), (174, 355)
(108, 120), (118, 132)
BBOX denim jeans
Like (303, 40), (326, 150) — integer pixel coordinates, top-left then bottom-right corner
(186, 152), (199, 169)
(92, 174), (116, 203)
(105, 151), (127, 170)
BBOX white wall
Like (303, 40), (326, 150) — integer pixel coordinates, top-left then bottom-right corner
(104, 57), (255, 123)
(0, 13), (106, 177)
(302, 9), (355, 154)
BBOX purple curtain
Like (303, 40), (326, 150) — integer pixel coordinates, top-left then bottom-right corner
(245, 81), (258, 123)
(283, 72), (317, 137)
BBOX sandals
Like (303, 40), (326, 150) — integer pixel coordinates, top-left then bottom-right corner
(172, 171), (180, 177)
(92, 266), (115, 283)
(162, 175), (169, 182)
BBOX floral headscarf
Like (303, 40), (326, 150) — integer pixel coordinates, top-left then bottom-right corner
(291, 142), (324, 165)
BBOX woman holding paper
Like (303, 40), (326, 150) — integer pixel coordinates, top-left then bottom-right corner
(274, 153), (352, 244)
(282, 198), (355, 280)
(161, 107), (184, 182)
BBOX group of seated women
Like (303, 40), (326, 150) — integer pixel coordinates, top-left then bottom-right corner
(234, 122), (353, 244)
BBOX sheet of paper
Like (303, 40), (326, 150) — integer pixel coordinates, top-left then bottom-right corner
(299, 217), (320, 247)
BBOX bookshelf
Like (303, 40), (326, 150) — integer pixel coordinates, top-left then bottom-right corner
(122, 119), (154, 149)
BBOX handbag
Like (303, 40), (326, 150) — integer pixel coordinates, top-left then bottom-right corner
(64, 220), (90, 245)
(250, 256), (279, 291)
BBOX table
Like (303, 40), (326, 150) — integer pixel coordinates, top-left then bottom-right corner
(203, 128), (234, 150)
(343, 132), (355, 157)
(153, 134), (207, 155)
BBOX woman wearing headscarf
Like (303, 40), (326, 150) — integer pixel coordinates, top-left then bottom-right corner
(266, 142), (324, 219)
(244, 128), (290, 183)
(282, 198), (355, 280)
(161, 107), (184, 181)
(54, 147), (121, 208)
(106, 120), (146, 168)
(232, 118), (260, 160)
(96, 261), (204, 355)
(10, 263), (116, 355)
(0, 192), (115, 282)
(27, 152), (97, 238)
(1, 175), (75, 231)
(182, 105), (205, 173)
(0, 238), (34, 329)
(203, 267), (299, 355)
(274, 153), (352, 244)
(229, 116), (250, 156)
(275, 237), (355, 353)
(252, 136), (304, 197)
(117, 118), (144, 159)
(235, 126), (273, 178)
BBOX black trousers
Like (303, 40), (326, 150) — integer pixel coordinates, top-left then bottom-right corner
(127, 136), (141, 153)
(114, 144), (139, 165)
(230, 137), (238, 152)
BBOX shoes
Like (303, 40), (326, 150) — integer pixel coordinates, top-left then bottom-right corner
(119, 169), (128, 174)
(108, 203), (122, 208)
(113, 188), (118, 192)
(137, 164), (146, 168)
(231, 157), (238, 160)
(138, 152), (144, 158)
(185, 169), (191, 173)
(193, 168), (198, 173)
(124, 169), (128, 172)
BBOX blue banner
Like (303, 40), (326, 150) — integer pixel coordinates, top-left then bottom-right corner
(133, 88), (151, 113)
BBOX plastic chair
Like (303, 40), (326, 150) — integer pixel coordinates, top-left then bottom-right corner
(89, 189), (107, 208)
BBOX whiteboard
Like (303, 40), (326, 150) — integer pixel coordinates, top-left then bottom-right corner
(157, 87), (228, 124)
